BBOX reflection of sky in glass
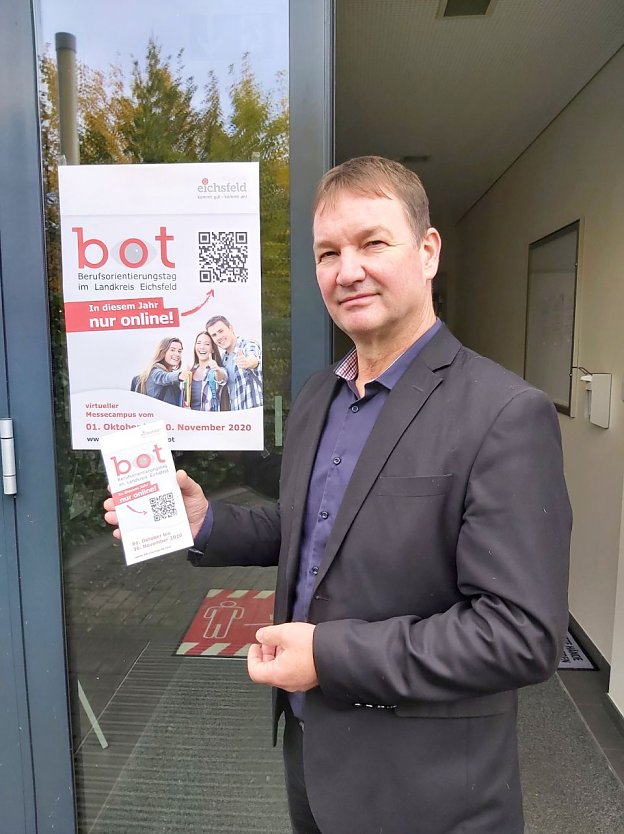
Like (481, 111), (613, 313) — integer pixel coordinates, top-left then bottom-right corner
(39, 0), (289, 109)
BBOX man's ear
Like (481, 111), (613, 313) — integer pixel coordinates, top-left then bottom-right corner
(421, 227), (442, 280)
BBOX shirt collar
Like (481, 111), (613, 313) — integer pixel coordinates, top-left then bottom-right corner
(335, 319), (442, 391)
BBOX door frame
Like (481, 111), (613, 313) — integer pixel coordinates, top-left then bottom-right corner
(290, 0), (335, 393)
(0, 1), (75, 830)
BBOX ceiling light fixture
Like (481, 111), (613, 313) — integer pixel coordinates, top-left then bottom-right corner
(438, 0), (495, 18)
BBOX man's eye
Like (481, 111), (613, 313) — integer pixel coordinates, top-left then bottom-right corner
(366, 240), (386, 248)
(318, 251), (337, 262)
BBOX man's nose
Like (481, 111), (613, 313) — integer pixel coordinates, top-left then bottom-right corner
(336, 251), (365, 286)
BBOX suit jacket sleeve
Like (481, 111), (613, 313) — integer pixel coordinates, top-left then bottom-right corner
(313, 388), (571, 706)
(189, 500), (281, 568)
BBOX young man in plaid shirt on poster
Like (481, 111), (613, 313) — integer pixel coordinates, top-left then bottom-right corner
(206, 315), (263, 410)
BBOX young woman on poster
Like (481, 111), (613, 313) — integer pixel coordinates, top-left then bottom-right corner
(134, 337), (189, 406)
(187, 331), (229, 412)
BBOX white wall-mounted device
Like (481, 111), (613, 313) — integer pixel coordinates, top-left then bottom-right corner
(580, 372), (612, 429)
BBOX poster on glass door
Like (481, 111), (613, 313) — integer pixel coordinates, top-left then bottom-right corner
(58, 162), (263, 451)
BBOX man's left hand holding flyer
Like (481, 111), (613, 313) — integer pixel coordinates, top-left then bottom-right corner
(101, 421), (193, 565)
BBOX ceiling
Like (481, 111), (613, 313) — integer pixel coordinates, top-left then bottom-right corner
(335, 0), (624, 230)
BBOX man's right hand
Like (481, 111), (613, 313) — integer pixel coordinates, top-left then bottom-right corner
(103, 469), (209, 541)
(235, 349), (258, 370)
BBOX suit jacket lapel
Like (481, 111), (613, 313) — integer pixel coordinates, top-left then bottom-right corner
(280, 370), (340, 608)
(314, 326), (461, 588)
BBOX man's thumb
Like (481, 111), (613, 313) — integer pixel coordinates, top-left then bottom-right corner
(177, 469), (200, 496)
(177, 469), (190, 489)
(256, 626), (280, 645)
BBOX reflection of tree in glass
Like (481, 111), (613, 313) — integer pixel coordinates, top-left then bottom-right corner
(40, 39), (289, 547)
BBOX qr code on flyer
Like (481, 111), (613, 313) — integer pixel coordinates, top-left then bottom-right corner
(198, 231), (248, 283)
(149, 492), (177, 522)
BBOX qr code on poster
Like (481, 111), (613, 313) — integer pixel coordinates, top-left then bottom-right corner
(198, 231), (248, 283)
(149, 492), (177, 522)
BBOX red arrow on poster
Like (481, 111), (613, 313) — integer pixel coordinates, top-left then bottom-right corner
(181, 289), (215, 317)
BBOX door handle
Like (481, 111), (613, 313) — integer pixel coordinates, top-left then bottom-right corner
(0, 418), (17, 495)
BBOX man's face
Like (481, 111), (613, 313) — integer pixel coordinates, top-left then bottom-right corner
(313, 191), (440, 351)
(208, 321), (236, 352)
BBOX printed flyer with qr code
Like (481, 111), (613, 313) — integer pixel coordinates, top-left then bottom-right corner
(57, 162), (263, 450)
(101, 421), (193, 565)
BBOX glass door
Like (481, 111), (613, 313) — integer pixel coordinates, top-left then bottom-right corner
(0, 0), (332, 830)
(39, 2), (292, 831)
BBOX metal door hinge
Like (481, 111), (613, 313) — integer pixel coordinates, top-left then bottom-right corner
(0, 419), (17, 495)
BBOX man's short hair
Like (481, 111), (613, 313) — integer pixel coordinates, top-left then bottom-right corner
(205, 315), (232, 331)
(313, 155), (431, 244)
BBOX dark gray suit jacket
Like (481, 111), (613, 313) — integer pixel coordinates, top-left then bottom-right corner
(193, 325), (572, 834)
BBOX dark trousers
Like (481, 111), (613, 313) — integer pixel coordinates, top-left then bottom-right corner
(282, 707), (322, 834)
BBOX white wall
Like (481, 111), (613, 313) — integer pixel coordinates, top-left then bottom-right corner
(612, 494), (624, 716)
(453, 48), (624, 710)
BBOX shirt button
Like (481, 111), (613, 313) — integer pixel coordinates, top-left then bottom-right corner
(351, 405), (359, 413)
(311, 566), (319, 575)
(319, 510), (329, 519)
(332, 456), (341, 465)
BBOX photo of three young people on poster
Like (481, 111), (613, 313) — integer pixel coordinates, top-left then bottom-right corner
(131, 314), (262, 412)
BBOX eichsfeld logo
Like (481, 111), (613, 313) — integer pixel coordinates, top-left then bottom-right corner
(197, 176), (248, 199)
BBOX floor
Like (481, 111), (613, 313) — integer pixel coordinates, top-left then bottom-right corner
(62, 486), (624, 830)
(64, 486), (282, 831)
(558, 665), (624, 784)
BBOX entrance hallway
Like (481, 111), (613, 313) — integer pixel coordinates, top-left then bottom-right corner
(68, 492), (624, 833)
(334, 0), (624, 735)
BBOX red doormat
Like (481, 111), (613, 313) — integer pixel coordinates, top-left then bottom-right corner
(176, 589), (275, 657)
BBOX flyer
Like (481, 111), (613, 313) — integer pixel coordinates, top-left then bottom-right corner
(101, 421), (193, 565)
(58, 162), (263, 451)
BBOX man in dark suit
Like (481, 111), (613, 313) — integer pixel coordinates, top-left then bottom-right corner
(106, 156), (571, 834)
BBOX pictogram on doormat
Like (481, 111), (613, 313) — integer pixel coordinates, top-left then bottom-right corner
(176, 589), (274, 657)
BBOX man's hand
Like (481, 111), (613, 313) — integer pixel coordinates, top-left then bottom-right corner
(235, 350), (258, 371)
(247, 623), (318, 692)
(103, 469), (209, 541)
